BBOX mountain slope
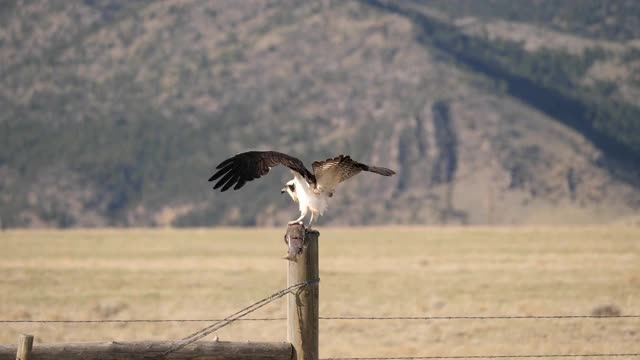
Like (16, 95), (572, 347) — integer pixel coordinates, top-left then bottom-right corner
(1, 0), (638, 227)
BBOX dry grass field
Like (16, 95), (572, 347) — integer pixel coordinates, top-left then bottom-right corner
(1, 227), (639, 358)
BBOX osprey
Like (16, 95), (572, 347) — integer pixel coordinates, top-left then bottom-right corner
(209, 151), (395, 227)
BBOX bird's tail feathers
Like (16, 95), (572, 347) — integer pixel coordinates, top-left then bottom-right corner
(366, 166), (396, 176)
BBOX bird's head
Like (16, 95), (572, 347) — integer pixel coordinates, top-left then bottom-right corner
(281, 179), (298, 202)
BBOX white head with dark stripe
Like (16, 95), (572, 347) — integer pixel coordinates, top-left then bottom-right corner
(281, 179), (298, 202)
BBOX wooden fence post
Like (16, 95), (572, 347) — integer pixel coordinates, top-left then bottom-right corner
(286, 224), (319, 360)
(15, 335), (33, 360)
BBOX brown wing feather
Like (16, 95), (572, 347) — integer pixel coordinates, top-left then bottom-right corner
(209, 151), (314, 191)
(312, 155), (395, 193)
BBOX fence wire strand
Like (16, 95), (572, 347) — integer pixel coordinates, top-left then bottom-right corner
(3, 280), (638, 360)
(318, 315), (640, 320)
(161, 278), (319, 357)
(0, 318), (285, 323)
(3, 314), (639, 324)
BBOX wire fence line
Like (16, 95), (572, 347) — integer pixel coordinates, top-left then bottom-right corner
(3, 314), (639, 324)
(162, 278), (319, 357)
(0, 318), (285, 323)
(4, 280), (638, 360)
(321, 315), (640, 320)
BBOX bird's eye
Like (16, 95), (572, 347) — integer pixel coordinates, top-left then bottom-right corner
(288, 184), (295, 191)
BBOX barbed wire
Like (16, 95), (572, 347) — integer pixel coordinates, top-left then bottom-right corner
(0, 318), (285, 323)
(3, 314), (638, 324)
(321, 353), (640, 359)
(161, 278), (319, 358)
(319, 315), (640, 320)
(3, 282), (637, 360)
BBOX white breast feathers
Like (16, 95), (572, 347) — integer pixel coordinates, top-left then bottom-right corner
(293, 174), (329, 215)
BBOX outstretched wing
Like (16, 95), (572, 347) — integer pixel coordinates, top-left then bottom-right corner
(312, 155), (395, 193)
(209, 151), (314, 192)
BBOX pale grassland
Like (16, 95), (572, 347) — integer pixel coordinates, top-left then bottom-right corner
(1, 227), (639, 359)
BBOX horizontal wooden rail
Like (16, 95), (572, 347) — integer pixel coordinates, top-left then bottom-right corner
(0, 340), (292, 360)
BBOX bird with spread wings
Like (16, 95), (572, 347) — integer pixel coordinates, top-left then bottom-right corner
(209, 151), (395, 227)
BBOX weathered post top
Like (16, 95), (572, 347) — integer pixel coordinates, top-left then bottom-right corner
(285, 223), (319, 360)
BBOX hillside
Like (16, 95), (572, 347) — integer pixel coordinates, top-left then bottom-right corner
(1, 0), (639, 227)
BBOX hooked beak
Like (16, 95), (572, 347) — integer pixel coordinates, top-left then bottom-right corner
(281, 187), (286, 194)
